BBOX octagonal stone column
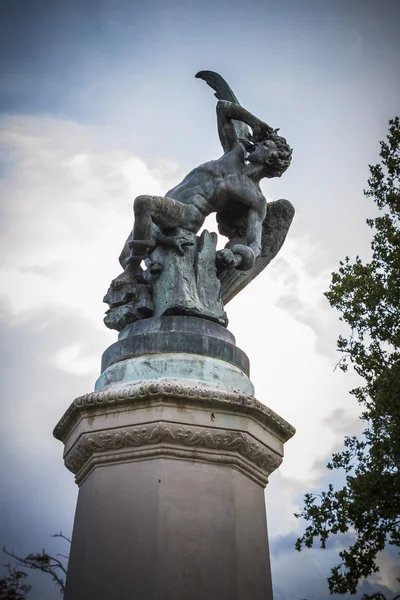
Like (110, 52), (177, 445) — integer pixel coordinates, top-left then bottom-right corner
(54, 317), (295, 600)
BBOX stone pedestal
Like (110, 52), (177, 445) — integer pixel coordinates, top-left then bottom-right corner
(54, 317), (295, 600)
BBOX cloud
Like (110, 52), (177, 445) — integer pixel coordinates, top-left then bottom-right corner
(268, 527), (398, 600)
(321, 407), (364, 437)
(0, 114), (181, 325)
(370, 549), (400, 593)
(270, 236), (340, 358)
(270, 542), (397, 600)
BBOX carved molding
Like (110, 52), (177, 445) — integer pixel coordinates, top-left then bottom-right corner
(64, 422), (283, 485)
(54, 378), (295, 444)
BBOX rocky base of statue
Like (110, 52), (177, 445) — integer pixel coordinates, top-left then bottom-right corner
(54, 316), (295, 600)
(104, 228), (228, 331)
(103, 199), (295, 333)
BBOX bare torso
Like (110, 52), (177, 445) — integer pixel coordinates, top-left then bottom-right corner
(165, 145), (266, 231)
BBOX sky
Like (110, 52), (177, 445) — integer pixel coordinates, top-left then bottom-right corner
(0, 0), (399, 598)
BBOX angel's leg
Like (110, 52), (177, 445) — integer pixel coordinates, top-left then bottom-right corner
(133, 194), (203, 237)
(111, 195), (163, 286)
(117, 195), (172, 270)
(112, 195), (204, 287)
(123, 195), (198, 277)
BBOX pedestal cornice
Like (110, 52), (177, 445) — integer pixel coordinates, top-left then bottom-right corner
(54, 377), (295, 444)
(54, 377), (295, 487)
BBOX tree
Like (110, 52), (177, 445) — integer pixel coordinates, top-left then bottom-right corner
(2, 533), (70, 597)
(0, 565), (31, 599)
(295, 117), (400, 596)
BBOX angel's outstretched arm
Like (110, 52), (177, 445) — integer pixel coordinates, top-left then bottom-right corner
(216, 101), (240, 153)
(217, 100), (274, 140)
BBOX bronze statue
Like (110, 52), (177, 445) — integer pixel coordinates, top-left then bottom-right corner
(104, 72), (294, 331)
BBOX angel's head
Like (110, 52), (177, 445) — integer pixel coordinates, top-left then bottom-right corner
(247, 132), (292, 178)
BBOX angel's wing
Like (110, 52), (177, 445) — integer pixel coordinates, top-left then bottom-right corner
(195, 70), (253, 149)
(195, 70), (241, 103)
(219, 199), (295, 305)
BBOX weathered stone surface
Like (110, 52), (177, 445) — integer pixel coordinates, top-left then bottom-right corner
(101, 328), (249, 375)
(101, 315), (247, 374)
(149, 229), (227, 325)
(96, 353), (254, 394)
(63, 458), (274, 600)
(64, 421), (283, 483)
(103, 281), (153, 331)
(54, 378), (296, 452)
(103, 229), (228, 331)
(118, 315), (235, 343)
(57, 373), (294, 600)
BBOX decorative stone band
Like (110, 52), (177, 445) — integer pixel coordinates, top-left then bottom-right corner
(54, 378), (295, 445)
(64, 421), (283, 487)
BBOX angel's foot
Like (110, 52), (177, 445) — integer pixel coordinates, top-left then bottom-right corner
(111, 266), (140, 290)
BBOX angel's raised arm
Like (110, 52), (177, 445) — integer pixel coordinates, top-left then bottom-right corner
(216, 101), (240, 153)
(196, 71), (254, 152)
(217, 100), (274, 141)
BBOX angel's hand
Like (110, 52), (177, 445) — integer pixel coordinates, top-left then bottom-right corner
(229, 244), (255, 271)
(252, 121), (272, 141)
(216, 248), (235, 267)
(216, 248), (243, 268)
(173, 233), (195, 255)
(154, 230), (194, 255)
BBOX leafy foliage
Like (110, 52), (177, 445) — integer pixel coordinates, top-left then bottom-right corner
(0, 565), (31, 599)
(295, 117), (400, 596)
